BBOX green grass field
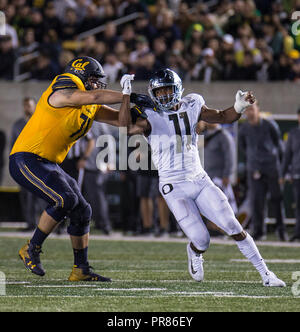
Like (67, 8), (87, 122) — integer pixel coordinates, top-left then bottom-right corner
(0, 236), (299, 312)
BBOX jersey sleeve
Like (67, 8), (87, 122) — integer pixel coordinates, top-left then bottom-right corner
(195, 94), (205, 121)
(52, 75), (78, 92)
(185, 93), (205, 124)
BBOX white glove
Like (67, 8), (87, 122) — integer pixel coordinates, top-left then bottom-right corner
(120, 74), (135, 95)
(234, 90), (252, 114)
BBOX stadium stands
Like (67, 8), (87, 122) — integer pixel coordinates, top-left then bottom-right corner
(0, 0), (299, 83)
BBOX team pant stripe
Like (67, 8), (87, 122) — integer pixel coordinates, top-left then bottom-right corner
(23, 164), (64, 208)
(19, 164), (64, 208)
(19, 167), (59, 207)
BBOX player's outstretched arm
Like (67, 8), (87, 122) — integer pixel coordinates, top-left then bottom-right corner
(118, 74), (151, 136)
(199, 91), (255, 124)
(94, 105), (120, 126)
(49, 88), (123, 108)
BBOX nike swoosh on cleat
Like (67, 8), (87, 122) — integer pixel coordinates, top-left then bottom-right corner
(191, 262), (197, 275)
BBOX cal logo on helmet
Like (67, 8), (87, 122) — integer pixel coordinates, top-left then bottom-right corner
(71, 59), (90, 71)
(65, 56), (107, 90)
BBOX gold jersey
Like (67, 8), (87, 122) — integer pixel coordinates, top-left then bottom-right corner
(11, 73), (101, 164)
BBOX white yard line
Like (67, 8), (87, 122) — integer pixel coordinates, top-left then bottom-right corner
(24, 285), (100, 288)
(93, 288), (167, 291)
(112, 279), (261, 284)
(231, 259), (300, 264)
(2, 294), (297, 300)
(23, 285), (166, 291)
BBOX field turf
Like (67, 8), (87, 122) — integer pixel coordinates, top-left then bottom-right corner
(0, 236), (299, 312)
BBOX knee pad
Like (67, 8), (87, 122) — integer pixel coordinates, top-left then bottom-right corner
(67, 203), (92, 236)
(185, 219), (210, 252)
(69, 202), (92, 222)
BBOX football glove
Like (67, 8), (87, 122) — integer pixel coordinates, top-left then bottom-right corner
(234, 90), (252, 114)
(120, 74), (135, 95)
(130, 93), (156, 111)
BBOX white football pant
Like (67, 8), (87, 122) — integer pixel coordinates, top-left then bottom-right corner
(159, 174), (243, 251)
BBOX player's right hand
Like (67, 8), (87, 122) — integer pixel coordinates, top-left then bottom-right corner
(120, 74), (135, 95)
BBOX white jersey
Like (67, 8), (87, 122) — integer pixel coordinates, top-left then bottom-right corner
(144, 93), (207, 183)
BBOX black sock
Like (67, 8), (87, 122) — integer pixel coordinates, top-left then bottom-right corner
(30, 227), (48, 248)
(73, 247), (88, 266)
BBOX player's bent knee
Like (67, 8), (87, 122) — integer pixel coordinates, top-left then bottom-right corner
(67, 221), (90, 236)
(179, 217), (211, 252)
(231, 230), (247, 241)
(64, 192), (79, 211)
(225, 222), (243, 237)
(191, 235), (210, 252)
(225, 218), (244, 236)
(69, 202), (92, 222)
(67, 203), (92, 236)
(82, 204), (92, 224)
(45, 192), (79, 222)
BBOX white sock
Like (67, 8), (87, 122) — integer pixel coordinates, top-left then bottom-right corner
(235, 233), (269, 279)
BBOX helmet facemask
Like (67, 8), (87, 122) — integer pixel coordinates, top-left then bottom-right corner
(148, 69), (183, 112)
(84, 75), (107, 90)
(150, 85), (182, 112)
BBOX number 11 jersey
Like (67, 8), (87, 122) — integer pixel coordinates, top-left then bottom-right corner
(144, 93), (207, 183)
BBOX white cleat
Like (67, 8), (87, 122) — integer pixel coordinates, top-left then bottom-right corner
(263, 271), (286, 287)
(187, 243), (204, 282)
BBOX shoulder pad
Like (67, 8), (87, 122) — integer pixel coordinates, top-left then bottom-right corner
(52, 75), (78, 92)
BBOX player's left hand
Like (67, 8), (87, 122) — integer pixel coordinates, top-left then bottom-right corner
(130, 93), (156, 110)
(234, 90), (256, 114)
(120, 74), (135, 95)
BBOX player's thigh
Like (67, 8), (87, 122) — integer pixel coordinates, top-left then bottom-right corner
(159, 182), (210, 247)
(159, 182), (189, 220)
(9, 153), (69, 209)
(60, 167), (87, 203)
(196, 182), (243, 236)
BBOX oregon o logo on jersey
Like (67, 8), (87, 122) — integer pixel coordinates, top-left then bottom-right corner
(162, 184), (173, 195)
(71, 59), (90, 71)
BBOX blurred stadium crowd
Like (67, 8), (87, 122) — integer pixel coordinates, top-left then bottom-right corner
(1, 0), (300, 82)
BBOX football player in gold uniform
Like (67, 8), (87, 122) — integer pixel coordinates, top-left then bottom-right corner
(11, 56), (136, 281)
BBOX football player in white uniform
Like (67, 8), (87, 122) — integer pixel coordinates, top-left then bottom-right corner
(119, 70), (285, 287)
